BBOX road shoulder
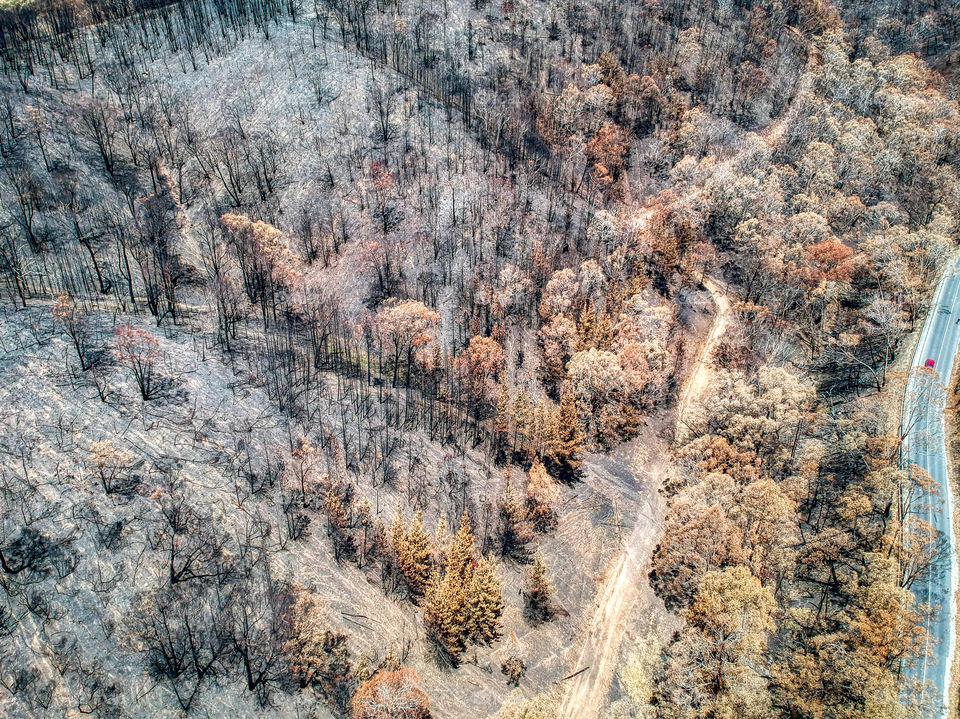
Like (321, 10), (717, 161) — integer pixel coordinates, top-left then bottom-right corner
(945, 351), (960, 719)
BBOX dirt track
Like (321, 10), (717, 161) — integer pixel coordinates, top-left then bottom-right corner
(676, 278), (730, 438)
(557, 278), (730, 718)
(555, 442), (664, 718)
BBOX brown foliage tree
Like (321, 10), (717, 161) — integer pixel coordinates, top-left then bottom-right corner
(456, 335), (505, 410)
(352, 668), (431, 719)
(283, 586), (355, 712)
(375, 299), (440, 388)
(544, 392), (587, 482)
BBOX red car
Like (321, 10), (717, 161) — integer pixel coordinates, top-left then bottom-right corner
(926, 358), (936, 368)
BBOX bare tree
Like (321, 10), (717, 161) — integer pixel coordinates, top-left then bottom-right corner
(224, 568), (291, 705)
(76, 98), (120, 176)
(131, 583), (229, 713)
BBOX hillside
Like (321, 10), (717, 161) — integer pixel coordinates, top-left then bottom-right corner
(0, 1), (958, 718)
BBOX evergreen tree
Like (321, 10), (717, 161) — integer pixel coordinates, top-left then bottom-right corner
(526, 459), (559, 531)
(423, 566), (468, 660)
(401, 509), (433, 598)
(498, 481), (534, 561)
(500, 632), (527, 687)
(524, 550), (554, 623)
(577, 300), (596, 350)
(594, 311), (614, 350)
(466, 555), (504, 645)
(447, 511), (475, 577)
(423, 512), (474, 660)
(423, 511), (503, 662)
(545, 391), (587, 482)
(433, 511), (450, 571)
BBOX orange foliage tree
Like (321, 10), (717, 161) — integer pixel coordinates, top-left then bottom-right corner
(374, 299), (440, 387)
(352, 668), (431, 719)
(456, 335), (505, 414)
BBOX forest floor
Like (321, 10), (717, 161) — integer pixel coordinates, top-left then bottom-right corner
(0, 297), (649, 719)
(0, 13), (722, 719)
(556, 276), (730, 718)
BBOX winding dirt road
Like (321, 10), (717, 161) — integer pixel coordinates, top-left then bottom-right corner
(676, 278), (731, 438)
(556, 444), (661, 719)
(557, 278), (730, 718)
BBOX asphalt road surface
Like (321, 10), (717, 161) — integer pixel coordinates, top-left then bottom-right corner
(906, 255), (960, 717)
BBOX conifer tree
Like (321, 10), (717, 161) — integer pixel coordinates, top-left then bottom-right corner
(524, 550), (554, 623)
(526, 459), (559, 531)
(401, 509), (432, 598)
(423, 511), (503, 661)
(531, 399), (553, 459)
(424, 512), (473, 663)
(545, 391), (587, 482)
(498, 481), (534, 561)
(594, 311), (614, 350)
(577, 300), (596, 350)
(500, 632), (527, 687)
(434, 511), (450, 571)
(501, 655), (526, 687)
(466, 555), (504, 645)
(423, 566), (468, 659)
(447, 511), (475, 577)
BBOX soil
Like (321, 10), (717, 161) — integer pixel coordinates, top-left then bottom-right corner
(556, 276), (729, 718)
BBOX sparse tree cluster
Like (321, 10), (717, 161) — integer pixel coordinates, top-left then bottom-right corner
(423, 512), (504, 663)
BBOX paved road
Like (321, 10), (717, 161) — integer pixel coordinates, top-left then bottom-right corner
(906, 255), (960, 717)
